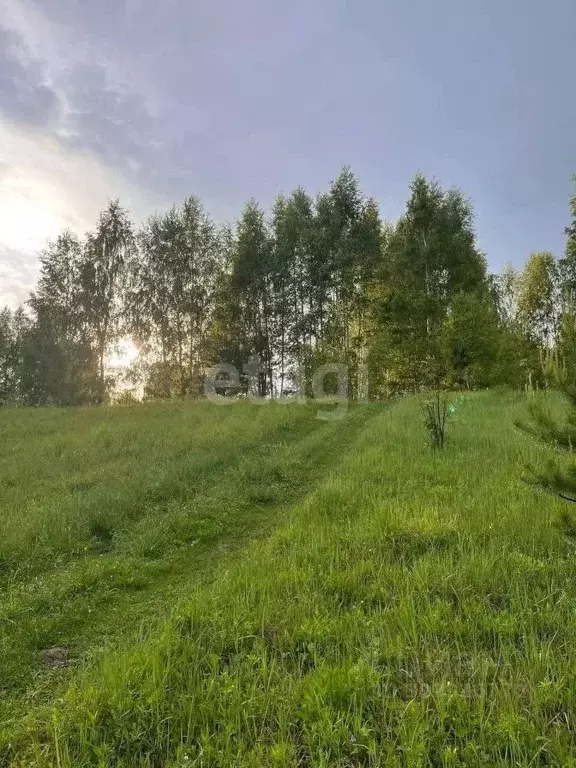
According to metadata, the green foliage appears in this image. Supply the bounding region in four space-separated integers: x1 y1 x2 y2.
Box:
0 307 29 404
517 347 576 502
369 175 490 396
441 290 501 388
517 183 576 503
231 199 273 395
558 176 576 299
22 232 99 405
82 200 135 402
516 251 559 345
127 196 221 398
421 391 449 448
557 300 576 382
2 170 575 404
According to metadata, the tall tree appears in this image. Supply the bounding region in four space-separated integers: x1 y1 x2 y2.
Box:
0 306 29 404
231 200 273 396
82 201 134 403
492 263 519 326
271 188 315 394
128 197 221 398
269 194 294 395
204 226 248 392
21 231 97 404
441 290 501 388
518 179 576 504
372 174 487 392
516 251 559 347
559 176 576 301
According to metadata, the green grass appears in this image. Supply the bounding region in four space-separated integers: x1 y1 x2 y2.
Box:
1 391 576 766
0 401 373 704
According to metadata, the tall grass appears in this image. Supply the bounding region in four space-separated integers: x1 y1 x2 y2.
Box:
2 391 576 766
0 401 373 705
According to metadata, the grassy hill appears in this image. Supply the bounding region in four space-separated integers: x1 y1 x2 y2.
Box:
1 391 575 766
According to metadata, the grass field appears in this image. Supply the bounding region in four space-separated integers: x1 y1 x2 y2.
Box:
1 391 575 766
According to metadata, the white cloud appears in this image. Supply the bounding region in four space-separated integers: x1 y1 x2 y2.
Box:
0 2 169 308
0 247 38 308
0 0 63 65
1 0 163 122
0 118 166 307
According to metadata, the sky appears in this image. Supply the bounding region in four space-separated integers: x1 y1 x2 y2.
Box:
0 0 575 307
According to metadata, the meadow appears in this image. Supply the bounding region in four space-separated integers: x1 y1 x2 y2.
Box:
1 391 575 766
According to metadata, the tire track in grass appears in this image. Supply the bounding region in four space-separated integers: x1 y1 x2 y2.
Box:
0 402 380 726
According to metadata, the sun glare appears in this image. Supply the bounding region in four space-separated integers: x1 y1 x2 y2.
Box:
107 337 139 369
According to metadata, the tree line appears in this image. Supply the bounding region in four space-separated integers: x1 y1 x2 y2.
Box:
1 169 575 405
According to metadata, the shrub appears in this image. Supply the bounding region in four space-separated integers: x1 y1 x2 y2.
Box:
422 392 449 449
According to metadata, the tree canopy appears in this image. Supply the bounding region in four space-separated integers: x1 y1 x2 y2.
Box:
1 171 574 404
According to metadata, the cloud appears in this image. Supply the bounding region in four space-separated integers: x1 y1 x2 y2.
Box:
0 0 162 183
0 118 166 308
0 2 170 307
0 245 38 309
0 0 245 214
61 62 158 178
0 26 60 127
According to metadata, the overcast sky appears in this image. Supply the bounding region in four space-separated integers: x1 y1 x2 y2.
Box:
1 0 575 307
